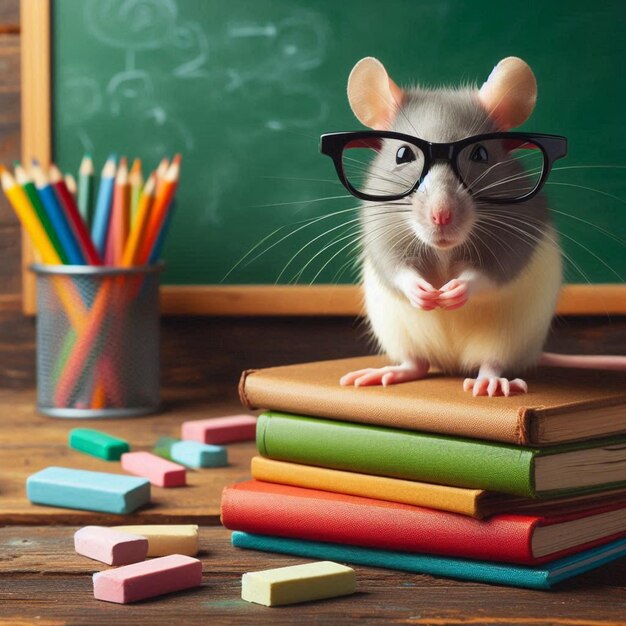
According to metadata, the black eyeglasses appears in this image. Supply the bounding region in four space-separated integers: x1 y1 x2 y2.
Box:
320 131 567 203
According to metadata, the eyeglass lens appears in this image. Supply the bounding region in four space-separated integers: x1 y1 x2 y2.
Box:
457 138 545 201
341 137 426 198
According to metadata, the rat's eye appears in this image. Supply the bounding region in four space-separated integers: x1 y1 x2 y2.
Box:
395 145 416 165
470 144 489 163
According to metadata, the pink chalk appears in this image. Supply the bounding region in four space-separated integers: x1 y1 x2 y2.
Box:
121 451 186 487
74 526 148 565
93 554 202 603
181 414 257 445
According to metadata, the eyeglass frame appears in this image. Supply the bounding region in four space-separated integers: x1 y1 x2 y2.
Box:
319 130 568 204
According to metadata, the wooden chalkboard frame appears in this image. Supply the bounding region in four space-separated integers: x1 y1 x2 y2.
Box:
20 0 626 315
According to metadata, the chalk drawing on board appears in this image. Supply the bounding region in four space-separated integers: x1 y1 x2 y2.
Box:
57 68 103 125
84 0 177 50
106 69 154 116
170 20 210 78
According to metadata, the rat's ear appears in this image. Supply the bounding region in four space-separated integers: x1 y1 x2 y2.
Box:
347 57 404 130
478 57 537 130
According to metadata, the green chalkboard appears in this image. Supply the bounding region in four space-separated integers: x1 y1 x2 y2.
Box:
52 0 626 287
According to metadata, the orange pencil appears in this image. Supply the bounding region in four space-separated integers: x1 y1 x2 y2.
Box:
105 157 130 265
154 157 169 193
122 172 155 266
137 155 180 265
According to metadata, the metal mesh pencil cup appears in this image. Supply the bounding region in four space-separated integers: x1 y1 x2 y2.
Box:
31 263 163 418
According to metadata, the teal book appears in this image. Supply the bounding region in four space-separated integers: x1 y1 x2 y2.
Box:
257 411 626 497
231 532 626 590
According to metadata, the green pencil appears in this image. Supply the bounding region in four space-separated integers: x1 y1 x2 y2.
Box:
129 158 143 226
77 153 94 228
14 162 69 264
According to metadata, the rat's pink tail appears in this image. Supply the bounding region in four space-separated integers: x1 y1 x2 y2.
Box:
539 352 626 371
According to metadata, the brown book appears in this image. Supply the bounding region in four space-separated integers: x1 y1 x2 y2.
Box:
239 356 626 446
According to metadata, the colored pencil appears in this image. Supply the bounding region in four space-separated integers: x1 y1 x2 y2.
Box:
49 164 102 265
129 158 143 226
31 162 85 265
65 174 77 196
138 155 180 264
105 157 130 265
14 163 69 264
91 155 117 256
1 165 61 265
149 198 175 264
77 154 94 227
123 172 155 266
1 165 88 332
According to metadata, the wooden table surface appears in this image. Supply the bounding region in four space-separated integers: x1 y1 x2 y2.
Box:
2 381 626 625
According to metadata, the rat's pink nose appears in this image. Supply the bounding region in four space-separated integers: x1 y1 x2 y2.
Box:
431 206 452 226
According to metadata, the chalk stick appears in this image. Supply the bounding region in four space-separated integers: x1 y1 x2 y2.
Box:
121 451 186 487
153 436 178 460
26 467 150 514
241 561 356 606
181 414 257 445
93 554 202 604
69 428 130 461
113 524 199 556
153 437 227 468
74 526 148 565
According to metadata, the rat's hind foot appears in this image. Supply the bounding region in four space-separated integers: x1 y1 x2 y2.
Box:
463 376 528 397
463 363 528 397
339 359 430 387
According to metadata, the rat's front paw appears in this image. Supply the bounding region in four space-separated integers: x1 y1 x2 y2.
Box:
402 279 441 311
437 279 470 310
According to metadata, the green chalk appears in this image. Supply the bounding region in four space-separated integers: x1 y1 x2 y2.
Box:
69 428 130 461
153 436 178 461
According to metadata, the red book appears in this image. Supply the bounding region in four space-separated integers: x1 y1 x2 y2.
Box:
220 480 626 565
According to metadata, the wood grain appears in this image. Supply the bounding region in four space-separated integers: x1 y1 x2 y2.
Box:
0 389 257 524
1 526 625 625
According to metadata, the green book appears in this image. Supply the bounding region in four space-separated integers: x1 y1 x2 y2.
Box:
257 412 626 498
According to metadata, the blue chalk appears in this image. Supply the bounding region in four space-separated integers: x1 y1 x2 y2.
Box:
171 440 228 469
26 466 151 514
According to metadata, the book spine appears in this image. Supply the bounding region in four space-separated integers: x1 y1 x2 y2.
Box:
230 532 551 589
257 412 536 497
221 483 537 564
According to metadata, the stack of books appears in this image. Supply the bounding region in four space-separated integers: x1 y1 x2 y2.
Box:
221 356 626 589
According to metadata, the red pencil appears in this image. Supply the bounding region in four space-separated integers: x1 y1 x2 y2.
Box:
48 164 101 265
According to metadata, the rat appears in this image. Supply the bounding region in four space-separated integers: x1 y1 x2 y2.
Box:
337 56 626 396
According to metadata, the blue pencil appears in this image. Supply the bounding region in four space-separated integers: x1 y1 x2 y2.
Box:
32 162 85 265
90 155 117 256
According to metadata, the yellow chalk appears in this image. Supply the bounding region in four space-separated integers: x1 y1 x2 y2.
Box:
241 561 356 606
113 524 198 556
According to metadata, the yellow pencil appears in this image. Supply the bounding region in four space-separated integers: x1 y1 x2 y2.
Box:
122 172 155 266
0 165 61 264
1 165 87 331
